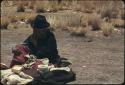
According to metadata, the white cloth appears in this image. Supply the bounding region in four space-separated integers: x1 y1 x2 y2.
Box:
1 66 33 85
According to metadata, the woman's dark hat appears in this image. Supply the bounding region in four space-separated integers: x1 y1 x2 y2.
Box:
31 15 50 29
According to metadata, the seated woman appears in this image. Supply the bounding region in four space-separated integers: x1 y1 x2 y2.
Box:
10 15 60 67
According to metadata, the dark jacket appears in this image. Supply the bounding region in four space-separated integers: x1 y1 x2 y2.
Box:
23 30 60 63
10 29 60 67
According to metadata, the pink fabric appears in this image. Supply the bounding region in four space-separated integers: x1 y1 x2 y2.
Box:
10 44 30 67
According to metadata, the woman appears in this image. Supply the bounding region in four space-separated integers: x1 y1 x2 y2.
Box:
10 15 60 67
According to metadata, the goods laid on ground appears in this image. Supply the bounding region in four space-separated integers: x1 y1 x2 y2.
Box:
0 55 76 85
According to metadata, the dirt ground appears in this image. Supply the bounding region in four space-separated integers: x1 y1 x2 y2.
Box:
1 24 124 84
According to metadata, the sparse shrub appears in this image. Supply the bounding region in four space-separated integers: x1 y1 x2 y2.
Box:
23 1 29 6
88 14 102 31
25 13 37 26
51 16 67 29
34 1 63 13
17 2 25 12
47 1 59 12
28 1 35 9
119 9 125 20
110 19 125 28
34 1 49 13
101 22 113 37
73 4 84 12
46 13 81 29
68 14 81 27
101 8 119 19
46 15 58 27
1 17 10 29
74 0 95 13
70 26 87 37
121 12 125 20
80 15 88 27
35 6 45 13
101 8 112 19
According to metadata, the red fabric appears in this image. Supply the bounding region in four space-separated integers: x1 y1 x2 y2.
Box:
32 59 43 69
10 44 30 67
22 59 43 77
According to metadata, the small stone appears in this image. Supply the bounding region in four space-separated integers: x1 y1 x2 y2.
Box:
82 66 86 67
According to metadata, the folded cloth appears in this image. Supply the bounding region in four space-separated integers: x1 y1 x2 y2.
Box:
27 69 76 85
50 67 71 72
1 66 33 85
11 65 23 74
1 69 13 79
1 74 33 85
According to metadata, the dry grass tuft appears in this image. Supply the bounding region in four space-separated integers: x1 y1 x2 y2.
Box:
101 22 113 37
46 13 81 29
73 1 95 13
16 2 25 12
70 26 87 37
101 6 119 19
34 1 64 13
1 17 10 29
73 4 84 12
119 9 125 20
27 1 35 9
23 1 29 6
25 13 37 26
80 15 88 27
110 19 125 28
34 1 49 13
88 13 102 31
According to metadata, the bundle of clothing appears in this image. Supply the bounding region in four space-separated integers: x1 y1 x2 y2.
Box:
0 55 76 85
0 65 33 85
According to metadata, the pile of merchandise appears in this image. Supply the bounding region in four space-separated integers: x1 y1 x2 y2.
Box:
0 55 76 85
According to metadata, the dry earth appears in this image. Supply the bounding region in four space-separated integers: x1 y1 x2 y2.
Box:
1 23 124 84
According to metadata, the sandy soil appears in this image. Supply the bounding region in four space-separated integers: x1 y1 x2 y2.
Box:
1 24 124 84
